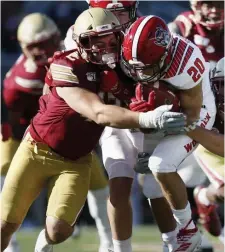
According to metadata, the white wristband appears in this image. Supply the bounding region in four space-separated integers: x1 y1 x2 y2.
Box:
138 112 155 129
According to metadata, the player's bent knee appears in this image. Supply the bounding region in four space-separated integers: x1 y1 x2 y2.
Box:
142 174 163 199
46 216 73 244
109 177 133 206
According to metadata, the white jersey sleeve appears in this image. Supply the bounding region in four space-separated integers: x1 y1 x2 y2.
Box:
164 35 207 90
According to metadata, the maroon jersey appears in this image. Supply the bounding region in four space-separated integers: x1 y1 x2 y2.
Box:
173 11 224 64
99 64 135 107
29 50 135 160
3 54 46 139
29 50 104 160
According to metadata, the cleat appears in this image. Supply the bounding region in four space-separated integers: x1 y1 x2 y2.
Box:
194 186 222 237
173 220 202 252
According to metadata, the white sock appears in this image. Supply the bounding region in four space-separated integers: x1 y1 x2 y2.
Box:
87 187 113 250
172 202 195 229
197 188 211 206
34 229 53 252
218 226 224 245
162 227 178 243
112 238 132 252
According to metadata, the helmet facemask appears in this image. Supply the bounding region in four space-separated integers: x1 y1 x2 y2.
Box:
73 27 122 68
21 33 61 66
191 1 224 30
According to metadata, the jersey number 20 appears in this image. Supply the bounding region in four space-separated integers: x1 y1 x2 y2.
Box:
187 58 205 82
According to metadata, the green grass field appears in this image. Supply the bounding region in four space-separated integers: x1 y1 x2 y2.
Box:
16 225 224 252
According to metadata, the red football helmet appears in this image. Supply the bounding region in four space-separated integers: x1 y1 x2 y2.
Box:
190 0 224 29
87 0 138 28
122 15 173 83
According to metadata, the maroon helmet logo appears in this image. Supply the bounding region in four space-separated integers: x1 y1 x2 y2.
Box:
154 26 170 47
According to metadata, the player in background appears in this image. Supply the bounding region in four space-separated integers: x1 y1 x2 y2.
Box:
122 15 217 251
0 13 61 252
168 0 224 69
86 0 139 29
0 8 186 252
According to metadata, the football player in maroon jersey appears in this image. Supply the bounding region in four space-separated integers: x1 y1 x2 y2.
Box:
168 0 224 69
0 8 186 252
1 13 61 252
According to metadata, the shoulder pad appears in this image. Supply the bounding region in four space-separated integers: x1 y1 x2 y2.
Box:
49 49 80 87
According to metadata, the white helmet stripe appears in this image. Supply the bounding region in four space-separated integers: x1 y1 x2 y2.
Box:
132 15 154 60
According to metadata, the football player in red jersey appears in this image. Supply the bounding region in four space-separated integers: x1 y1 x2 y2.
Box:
0 8 186 252
122 15 217 251
168 0 224 69
0 13 61 252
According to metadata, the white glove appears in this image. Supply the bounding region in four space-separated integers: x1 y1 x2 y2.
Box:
138 105 186 132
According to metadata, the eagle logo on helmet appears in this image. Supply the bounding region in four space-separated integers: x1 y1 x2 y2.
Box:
154 26 170 47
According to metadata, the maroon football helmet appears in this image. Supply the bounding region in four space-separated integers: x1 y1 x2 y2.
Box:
190 0 224 30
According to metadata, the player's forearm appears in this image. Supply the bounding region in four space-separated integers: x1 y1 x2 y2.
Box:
187 127 224 157
95 104 140 128
179 84 202 124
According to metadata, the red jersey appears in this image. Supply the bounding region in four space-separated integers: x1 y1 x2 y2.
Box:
173 11 224 65
29 50 133 160
3 54 46 140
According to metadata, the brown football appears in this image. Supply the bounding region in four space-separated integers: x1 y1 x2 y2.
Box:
139 80 180 134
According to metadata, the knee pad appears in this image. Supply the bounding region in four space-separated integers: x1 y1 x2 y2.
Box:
142 174 163 199
105 161 135 179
